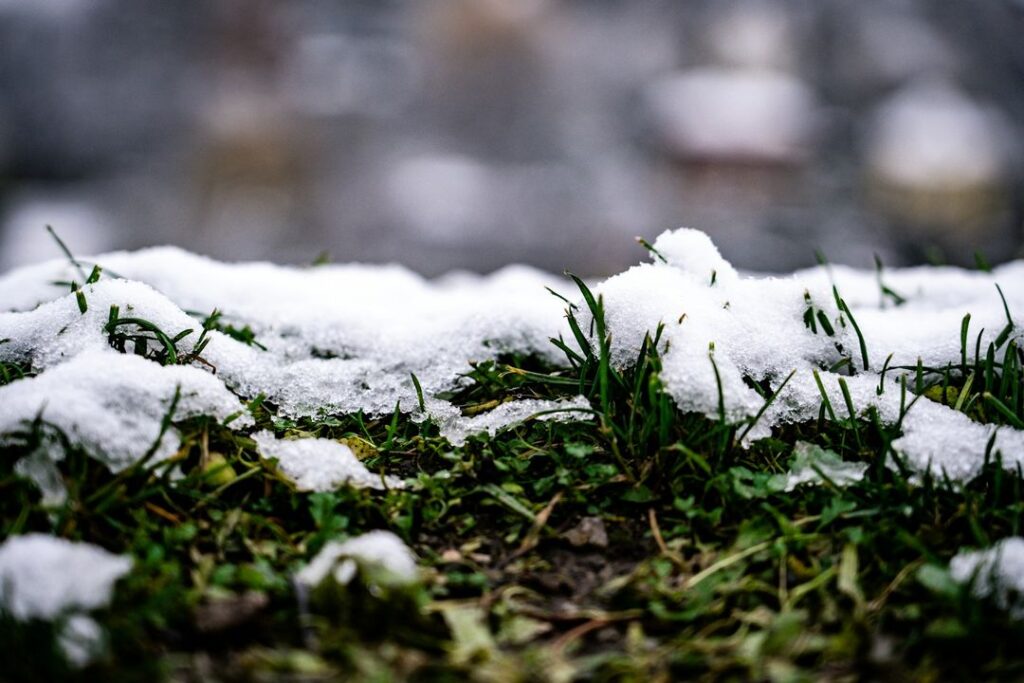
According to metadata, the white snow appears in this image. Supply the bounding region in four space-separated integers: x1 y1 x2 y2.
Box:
0 349 251 473
0 533 132 620
774 441 868 492
57 614 105 667
950 537 1024 619
439 395 594 447
252 431 404 492
585 228 1024 480
295 530 418 589
0 248 568 429
0 227 1021 485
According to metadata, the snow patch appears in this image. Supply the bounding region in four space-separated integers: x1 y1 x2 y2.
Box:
586 228 1024 480
0 249 568 432
0 533 132 620
774 441 868 492
0 227 1021 484
295 530 418 588
950 537 1024 619
252 431 404 492
0 349 251 473
439 395 593 447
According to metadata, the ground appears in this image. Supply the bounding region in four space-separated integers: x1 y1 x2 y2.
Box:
1 258 1024 683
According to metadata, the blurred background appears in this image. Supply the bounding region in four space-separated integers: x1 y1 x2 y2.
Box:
0 0 1022 275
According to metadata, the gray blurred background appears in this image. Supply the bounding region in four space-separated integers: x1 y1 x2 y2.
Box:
0 0 1022 276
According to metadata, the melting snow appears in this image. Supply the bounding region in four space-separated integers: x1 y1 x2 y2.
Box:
774 442 869 492
252 431 404 492
590 229 1023 481
439 395 594 446
0 533 132 620
0 227 1021 484
295 530 418 588
0 349 251 473
950 537 1024 619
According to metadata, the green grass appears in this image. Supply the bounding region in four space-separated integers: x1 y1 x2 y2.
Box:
1 273 1023 682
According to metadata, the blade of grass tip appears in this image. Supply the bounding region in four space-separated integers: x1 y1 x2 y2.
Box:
45 224 87 283
984 393 1024 429
877 353 894 395
738 369 796 443
996 283 1014 326
897 375 907 428
973 327 985 370
171 328 194 344
71 282 87 314
635 236 667 263
382 400 402 451
709 342 726 425
803 292 818 334
838 377 863 449
815 310 835 336
994 323 1014 350
812 369 837 422
567 272 599 322
960 314 971 375
579 286 613 418
354 410 375 444
565 306 595 364
896 377 927 432
410 373 426 413
549 335 584 368
544 285 574 308
954 372 975 412
833 286 869 371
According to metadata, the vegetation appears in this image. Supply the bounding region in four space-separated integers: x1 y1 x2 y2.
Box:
1 271 1023 682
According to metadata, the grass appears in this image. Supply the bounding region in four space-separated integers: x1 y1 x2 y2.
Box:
1 264 1023 682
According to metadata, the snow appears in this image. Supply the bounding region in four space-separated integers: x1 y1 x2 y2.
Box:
252 431 404 492
0 349 251 473
57 614 105 667
0 533 132 620
295 530 418 589
774 441 868 492
586 228 1024 480
950 537 1024 619
0 227 1021 485
0 248 568 428
439 395 594 446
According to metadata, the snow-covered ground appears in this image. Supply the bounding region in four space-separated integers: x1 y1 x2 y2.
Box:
0 228 1020 484
1 227 1024 639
